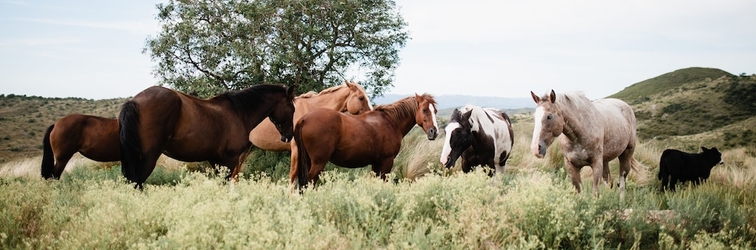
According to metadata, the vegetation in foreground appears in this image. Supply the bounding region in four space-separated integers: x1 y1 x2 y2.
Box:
1 125 755 249
1 67 755 248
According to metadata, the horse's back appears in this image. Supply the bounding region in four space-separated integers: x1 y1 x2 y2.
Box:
593 98 636 157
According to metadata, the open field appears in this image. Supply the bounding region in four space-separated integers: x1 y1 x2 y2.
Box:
1 120 755 249
2 67 755 248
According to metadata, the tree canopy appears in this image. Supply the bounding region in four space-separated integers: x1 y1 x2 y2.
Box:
144 0 408 98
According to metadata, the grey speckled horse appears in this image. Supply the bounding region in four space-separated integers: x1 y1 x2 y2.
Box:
530 90 638 197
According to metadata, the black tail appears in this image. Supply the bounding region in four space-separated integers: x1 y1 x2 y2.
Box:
119 101 142 184
295 122 310 190
41 124 56 179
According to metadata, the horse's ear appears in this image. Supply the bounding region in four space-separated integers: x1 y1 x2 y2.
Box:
461 110 473 122
530 91 540 103
287 85 297 98
415 93 422 102
549 90 556 103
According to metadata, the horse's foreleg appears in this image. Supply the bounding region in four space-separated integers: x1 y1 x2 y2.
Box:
229 147 253 182
289 144 299 191
565 162 582 193
138 153 161 190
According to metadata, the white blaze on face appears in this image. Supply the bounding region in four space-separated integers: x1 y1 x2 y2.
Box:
429 103 439 130
440 122 460 165
531 107 545 155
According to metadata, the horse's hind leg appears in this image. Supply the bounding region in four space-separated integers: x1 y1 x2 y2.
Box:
136 152 161 189
617 149 634 198
372 157 395 181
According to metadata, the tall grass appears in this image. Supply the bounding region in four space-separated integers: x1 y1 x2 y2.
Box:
1 119 755 249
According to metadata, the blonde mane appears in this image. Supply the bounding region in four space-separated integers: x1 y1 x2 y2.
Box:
295 85 346 99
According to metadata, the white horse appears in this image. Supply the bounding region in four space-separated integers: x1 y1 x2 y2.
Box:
440 104 514 176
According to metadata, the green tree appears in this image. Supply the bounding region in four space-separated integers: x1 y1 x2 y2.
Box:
144 0 408 98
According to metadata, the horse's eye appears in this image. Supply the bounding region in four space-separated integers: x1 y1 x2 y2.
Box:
547 114 553 120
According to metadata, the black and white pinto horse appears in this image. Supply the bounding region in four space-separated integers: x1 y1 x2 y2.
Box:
440 104 514 176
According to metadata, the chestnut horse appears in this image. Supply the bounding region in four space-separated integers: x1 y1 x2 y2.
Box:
41 114 119 179
249 80 372 151
291 94 439 190
119 84 296 189
439 105 514 176
530 90 638 197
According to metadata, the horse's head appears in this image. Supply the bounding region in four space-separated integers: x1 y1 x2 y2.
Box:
414 93 439 140
440 108 473 168
530 90 564 158
344 80 373 115
269 85 297 142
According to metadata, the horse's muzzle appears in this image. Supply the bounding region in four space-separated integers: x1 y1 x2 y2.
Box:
427 128 438 140
532 141 547 158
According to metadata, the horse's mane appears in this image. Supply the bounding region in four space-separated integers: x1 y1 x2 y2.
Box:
296 84 348 99
555 92 594 111
295 83 368 100
221 84 287 114
374 93 436 122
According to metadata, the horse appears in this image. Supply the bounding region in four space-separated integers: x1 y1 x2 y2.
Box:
291 93 439 190
530 90 638 197
439 105 514 176
248 80 372 151
41 114 119 179
119 84 296 189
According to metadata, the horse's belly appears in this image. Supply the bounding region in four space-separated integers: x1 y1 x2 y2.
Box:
330 151 373 168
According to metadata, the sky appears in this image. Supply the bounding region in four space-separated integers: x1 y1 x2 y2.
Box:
1 0 755 100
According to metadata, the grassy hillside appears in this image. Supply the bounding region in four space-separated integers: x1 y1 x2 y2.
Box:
610 67 733 105
0 94 126 162
609 68 756 149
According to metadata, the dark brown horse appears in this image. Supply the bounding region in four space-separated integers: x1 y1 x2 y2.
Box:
119 84 296 189
291 94 439 190
41 114 119 179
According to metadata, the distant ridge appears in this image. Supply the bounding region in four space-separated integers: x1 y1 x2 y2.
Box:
374 94 535 110
610 67 732 104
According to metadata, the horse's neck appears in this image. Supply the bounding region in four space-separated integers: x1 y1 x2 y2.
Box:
559 104 601 144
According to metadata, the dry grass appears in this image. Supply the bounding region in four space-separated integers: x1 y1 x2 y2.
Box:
0 154 189 179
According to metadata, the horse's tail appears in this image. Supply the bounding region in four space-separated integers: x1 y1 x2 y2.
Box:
41 124 55 179
630 157 641 173
294 122 310 190
119 101 142 183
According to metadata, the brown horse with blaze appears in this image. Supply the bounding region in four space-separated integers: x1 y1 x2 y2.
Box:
291 93 439 191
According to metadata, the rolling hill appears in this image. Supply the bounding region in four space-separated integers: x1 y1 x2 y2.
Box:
609 67 756 150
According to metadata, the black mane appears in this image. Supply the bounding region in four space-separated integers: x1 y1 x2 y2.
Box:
222 84 287 115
